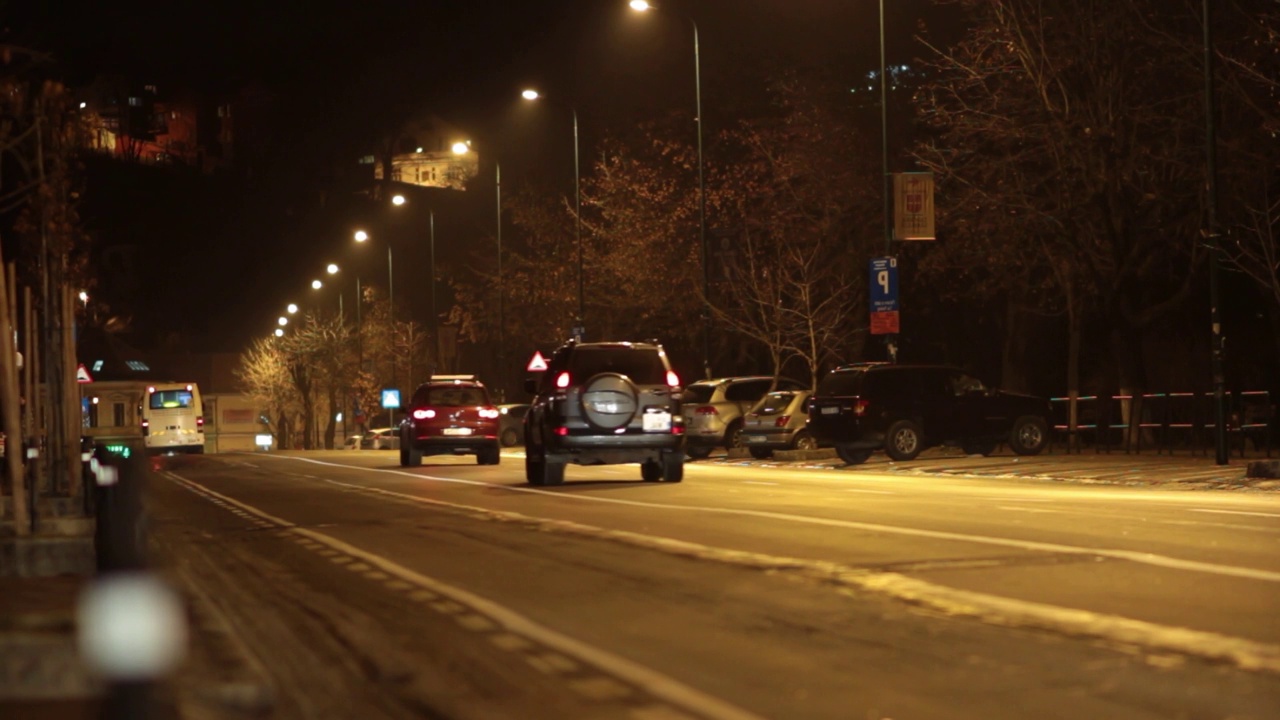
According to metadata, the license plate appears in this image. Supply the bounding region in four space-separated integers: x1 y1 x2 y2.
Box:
643 412 672 431
743 435 766 444
443 427 473 436
821 406 840 415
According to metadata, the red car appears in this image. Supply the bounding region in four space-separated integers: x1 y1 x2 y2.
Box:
398 375 502 466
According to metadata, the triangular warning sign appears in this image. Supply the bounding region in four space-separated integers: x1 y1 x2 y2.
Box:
77 363 94 383
526 351 548 372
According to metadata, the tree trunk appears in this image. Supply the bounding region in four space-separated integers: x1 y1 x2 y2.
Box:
1001 297 1031 393
1109 319 1148 451
1066 287 1081 453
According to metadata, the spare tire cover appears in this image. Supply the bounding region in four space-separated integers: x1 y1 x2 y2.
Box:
579 373 639 430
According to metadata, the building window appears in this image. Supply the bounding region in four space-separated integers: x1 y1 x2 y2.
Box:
113 403 126 427
128 97 142 107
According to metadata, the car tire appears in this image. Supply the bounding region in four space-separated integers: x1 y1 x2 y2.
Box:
685 445 712 460
884 420 924 461
477 444 501 465
749 448 772 460
724 420 745 449
500 427 520 447
641 460 662 482
407 443 422 466
961 440 998 456
835 444 871 465
579 373 640 431
662 451 684 482
1009 415 1049 456
791 431 818 452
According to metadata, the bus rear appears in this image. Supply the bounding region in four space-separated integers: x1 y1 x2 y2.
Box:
144 383 206 454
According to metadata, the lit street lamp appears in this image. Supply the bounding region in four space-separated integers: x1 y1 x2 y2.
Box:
452 140 505 399
522 88 583 339
387 194 440 375
629 0 710 378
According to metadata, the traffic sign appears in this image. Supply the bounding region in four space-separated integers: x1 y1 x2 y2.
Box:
526 351 548 372
869 257 900 335
380 389 401 409
77 363 94 383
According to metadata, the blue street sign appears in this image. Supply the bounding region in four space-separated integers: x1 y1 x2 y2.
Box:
381 389 401 409
869 257 899 313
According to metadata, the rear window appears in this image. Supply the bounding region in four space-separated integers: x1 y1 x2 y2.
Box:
755 392 795 414
816 370 865 397
683 383 717 404
569 348 666 385
150 390 195 410
419 385 489 406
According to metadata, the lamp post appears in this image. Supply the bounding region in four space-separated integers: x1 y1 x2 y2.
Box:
522 89 583 339
629 0 709 379
451 140 505 399
355 229 397 424
387 194 440 375
1202 0 1227 465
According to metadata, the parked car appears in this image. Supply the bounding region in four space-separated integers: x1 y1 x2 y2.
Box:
683 376 805 458
361 428 400 450
343 433 363 450
399 375 501 466
806 363 1052 465
524 339 684 485
497 404 530 447
740 389 821 459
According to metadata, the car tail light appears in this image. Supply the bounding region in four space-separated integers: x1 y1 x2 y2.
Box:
413 409 435 420
479 407 500 419
853 399 870 417
555 426 569 436
695 406 717 416
555 372 571 389
141 419 150 437
197 416 204 428
775 415 791 427
666 370 680 387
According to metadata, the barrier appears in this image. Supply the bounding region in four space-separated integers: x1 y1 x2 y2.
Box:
1049 391 1272 457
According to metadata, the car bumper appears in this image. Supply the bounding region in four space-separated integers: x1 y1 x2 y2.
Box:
739 428 797 449
410 435 497 454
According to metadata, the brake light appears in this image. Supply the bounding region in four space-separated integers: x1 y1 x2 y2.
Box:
775 415 791 427
141 419 150 437
479 407 500 419
555 372 571 389
197 416 204 428
853 400 870 417
666 370 680 387
555 426 569 436
695 406 717 416
413 409 435 420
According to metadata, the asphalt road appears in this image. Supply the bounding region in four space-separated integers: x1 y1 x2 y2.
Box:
144 449 1280 720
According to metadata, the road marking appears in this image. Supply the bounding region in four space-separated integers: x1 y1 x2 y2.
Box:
258 456 1280 585
742 481 777 486
843 488 894 495
166 471 765 720
1190 509 1280 519
995 506 1062 514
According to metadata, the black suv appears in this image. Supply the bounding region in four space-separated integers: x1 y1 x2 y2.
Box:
523 340 685 485
807 363 1052 464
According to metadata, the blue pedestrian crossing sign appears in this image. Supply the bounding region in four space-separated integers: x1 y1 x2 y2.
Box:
381 389 401 409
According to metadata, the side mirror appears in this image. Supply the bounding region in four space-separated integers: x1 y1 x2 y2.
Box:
524 378 538 395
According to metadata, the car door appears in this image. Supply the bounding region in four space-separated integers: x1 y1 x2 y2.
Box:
941 369 995 441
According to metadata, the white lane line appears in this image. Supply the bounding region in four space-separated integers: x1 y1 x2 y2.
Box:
165 472 766 720
995 506 1062 514
253 455 1280 584
1190 509 1280 519
742 481 778 486
844 489 894 495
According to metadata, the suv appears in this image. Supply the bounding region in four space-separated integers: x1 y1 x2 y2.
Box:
684 376 805 458
807 363 1052 464
523 340 684 485
398 375 502 466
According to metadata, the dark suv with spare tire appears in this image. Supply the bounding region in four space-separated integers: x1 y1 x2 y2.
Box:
806 363 1052 464
523 340 686 486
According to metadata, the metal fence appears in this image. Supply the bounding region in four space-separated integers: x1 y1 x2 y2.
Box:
1049 390 1274 457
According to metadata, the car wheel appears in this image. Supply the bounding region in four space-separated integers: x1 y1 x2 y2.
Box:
525 454 544 485
1009 415 1049 456
399 443 409 466
725 420 745 449
477 444 501 465
685 445 712 460
407 444 422 467
500 427 520 447
884 420 924 461
961 440 998 456
579 373 639 431
641 460 662 482
749 448 772 460
791 431 818 452
662 451 684 482
835 444 871 465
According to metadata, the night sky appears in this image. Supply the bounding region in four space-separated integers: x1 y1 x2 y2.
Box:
7 0 958 352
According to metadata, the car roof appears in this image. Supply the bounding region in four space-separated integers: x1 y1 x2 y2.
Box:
689 376 775 386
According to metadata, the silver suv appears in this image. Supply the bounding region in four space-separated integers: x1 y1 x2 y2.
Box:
523 340 685 485
683 376 805 458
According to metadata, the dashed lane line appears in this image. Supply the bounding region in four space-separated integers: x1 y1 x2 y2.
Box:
165 471 767 720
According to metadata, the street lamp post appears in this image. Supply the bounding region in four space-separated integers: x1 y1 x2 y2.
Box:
522 89 583 339
629 0 710 378
355 229 397 425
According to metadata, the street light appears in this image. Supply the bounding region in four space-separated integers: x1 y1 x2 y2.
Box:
278 317 288 327
385 195 440 375
629 0 710 378
452 140 505 398
522 88 583 339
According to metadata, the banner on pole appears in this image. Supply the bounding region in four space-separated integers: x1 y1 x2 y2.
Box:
893 172 935 241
